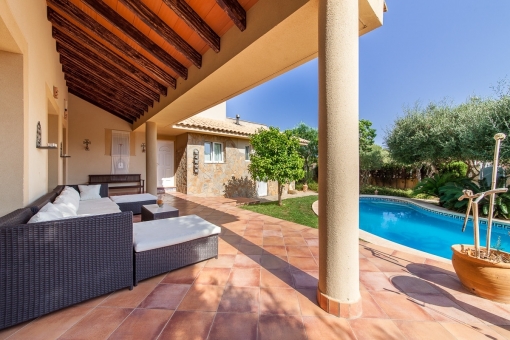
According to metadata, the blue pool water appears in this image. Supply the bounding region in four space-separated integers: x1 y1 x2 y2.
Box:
359 197 510 259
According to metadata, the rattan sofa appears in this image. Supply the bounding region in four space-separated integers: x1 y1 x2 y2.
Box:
0 185 133 330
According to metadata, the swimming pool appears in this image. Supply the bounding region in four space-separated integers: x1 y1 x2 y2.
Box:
359 197 510 259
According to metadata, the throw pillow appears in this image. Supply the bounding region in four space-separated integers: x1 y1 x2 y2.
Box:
39 202 60 213
78 184 102 201
53 203 78 217
54 189 79 212
28 210 64 224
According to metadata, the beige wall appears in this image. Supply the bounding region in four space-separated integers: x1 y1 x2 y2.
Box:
0 0 68 215
67 94 146 185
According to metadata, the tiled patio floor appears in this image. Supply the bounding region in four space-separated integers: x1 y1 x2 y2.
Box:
2 193 510 339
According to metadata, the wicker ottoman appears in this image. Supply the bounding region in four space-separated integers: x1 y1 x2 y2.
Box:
110 193 157 214
133 215 221 285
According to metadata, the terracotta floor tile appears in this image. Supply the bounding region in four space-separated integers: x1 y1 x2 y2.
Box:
260 287 301 315
263 236 285 246
393 320 456 340
263 245 287 256
285 246 313 257
158 311 215 340
391 250 427 264
369 291 435 321
74 294 110 308
233 254 262 268
296 289 324 316
227 268 261 287
0 321 30 340
288 256 319 271
237 243 265 255
349 318 406 340
178 284 225 312
389 273 443 295
208 313 258 340
359 290 388 319
281 230 303 238
284 237 307 246
263 224 281 231
308 246 319 257
490 325 510 338
8 306 92 340
304 238 318 247
194 267 231 286
260 254 289 270
440 322 506 340
303 315 357 340
219 234 243 244
419 273 468 296
359 271 397 291
452 292 510 325
424 258 455 273
218 239 239 255
367 256 408 272
139 283 191 310
262 230 283 237
260 269 294 288
291 270 318 289
161 263 203 284
241 236 263 245
218 286 260 313
359 258 382 272
244 229 263 237
258 314 307 340
109 308 173 340
59 307 132 340
205 254 236 268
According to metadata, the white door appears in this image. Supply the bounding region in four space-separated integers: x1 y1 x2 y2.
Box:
157 141 174 187
257 181 268 197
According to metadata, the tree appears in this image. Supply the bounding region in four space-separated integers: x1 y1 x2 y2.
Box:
359 145 389 185
249 127 305 206
359 119 377 153
384 88 510 177
288 123 318 182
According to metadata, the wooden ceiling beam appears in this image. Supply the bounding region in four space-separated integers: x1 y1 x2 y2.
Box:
118 0 202 68
52 27 163 101
68 89 134 124
80 0 188 79
162 0 220 53
62 64 145 116
46 3 176 88
215 0 246 31
56 40 157 105
61 58 151 110
66 80 141 120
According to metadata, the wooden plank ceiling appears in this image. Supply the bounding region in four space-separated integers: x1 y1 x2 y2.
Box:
47 0 258 123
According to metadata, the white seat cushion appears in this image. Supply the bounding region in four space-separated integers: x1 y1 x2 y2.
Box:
110 193 157 203
77 197 121 216
133 215 221 252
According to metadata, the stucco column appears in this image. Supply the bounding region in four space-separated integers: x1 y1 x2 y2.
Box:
146 121 157 195
317 0 361 318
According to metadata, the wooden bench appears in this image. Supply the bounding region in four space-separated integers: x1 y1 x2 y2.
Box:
89 174 145 195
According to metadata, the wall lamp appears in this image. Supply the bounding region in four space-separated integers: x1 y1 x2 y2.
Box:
141 143 146 153
83 139 91 151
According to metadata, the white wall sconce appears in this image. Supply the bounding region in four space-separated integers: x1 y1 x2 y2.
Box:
141 143 146 153
83 139 91 151
64 99 68 120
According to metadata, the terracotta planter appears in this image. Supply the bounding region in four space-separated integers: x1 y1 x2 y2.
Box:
302 184 308 192
451 244 510 303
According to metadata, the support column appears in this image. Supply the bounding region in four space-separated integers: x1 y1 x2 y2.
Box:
317 0 361 318
146 121 157 195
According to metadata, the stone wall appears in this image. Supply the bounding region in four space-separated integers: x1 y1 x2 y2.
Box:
185 133 255 197
174 133 188 194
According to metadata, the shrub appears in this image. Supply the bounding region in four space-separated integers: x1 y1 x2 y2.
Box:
440 161 468 177
413 173 462 198
360 185 414 198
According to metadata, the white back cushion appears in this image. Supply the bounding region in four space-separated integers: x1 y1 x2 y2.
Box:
28 210 64 224
78 184 102 201
53 203 78 217
54 187 80 212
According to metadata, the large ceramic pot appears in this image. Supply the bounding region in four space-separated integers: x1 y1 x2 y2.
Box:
451 244 510 303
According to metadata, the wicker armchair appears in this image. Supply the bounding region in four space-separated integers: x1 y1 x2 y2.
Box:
0 208 133 330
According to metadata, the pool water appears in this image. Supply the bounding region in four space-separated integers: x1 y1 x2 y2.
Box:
359 198 510 259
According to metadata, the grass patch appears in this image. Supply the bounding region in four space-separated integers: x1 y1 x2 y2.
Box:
360 185 435 199
241 195 318 228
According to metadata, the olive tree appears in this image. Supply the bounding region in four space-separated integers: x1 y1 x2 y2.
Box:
249 127 305 206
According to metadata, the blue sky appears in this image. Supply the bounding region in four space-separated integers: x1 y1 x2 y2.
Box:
226 1 510 145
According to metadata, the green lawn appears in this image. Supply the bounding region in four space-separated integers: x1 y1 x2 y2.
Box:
241 195 319 228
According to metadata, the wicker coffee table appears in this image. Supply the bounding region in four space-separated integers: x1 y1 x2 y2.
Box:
141 204 179 221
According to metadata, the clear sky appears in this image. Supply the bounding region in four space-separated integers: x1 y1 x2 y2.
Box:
226 1 510 146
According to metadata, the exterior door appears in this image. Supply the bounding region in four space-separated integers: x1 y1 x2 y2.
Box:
257 181 268 197
157 141 174 187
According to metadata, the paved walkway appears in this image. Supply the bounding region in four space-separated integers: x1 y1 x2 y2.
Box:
2 193 510 339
